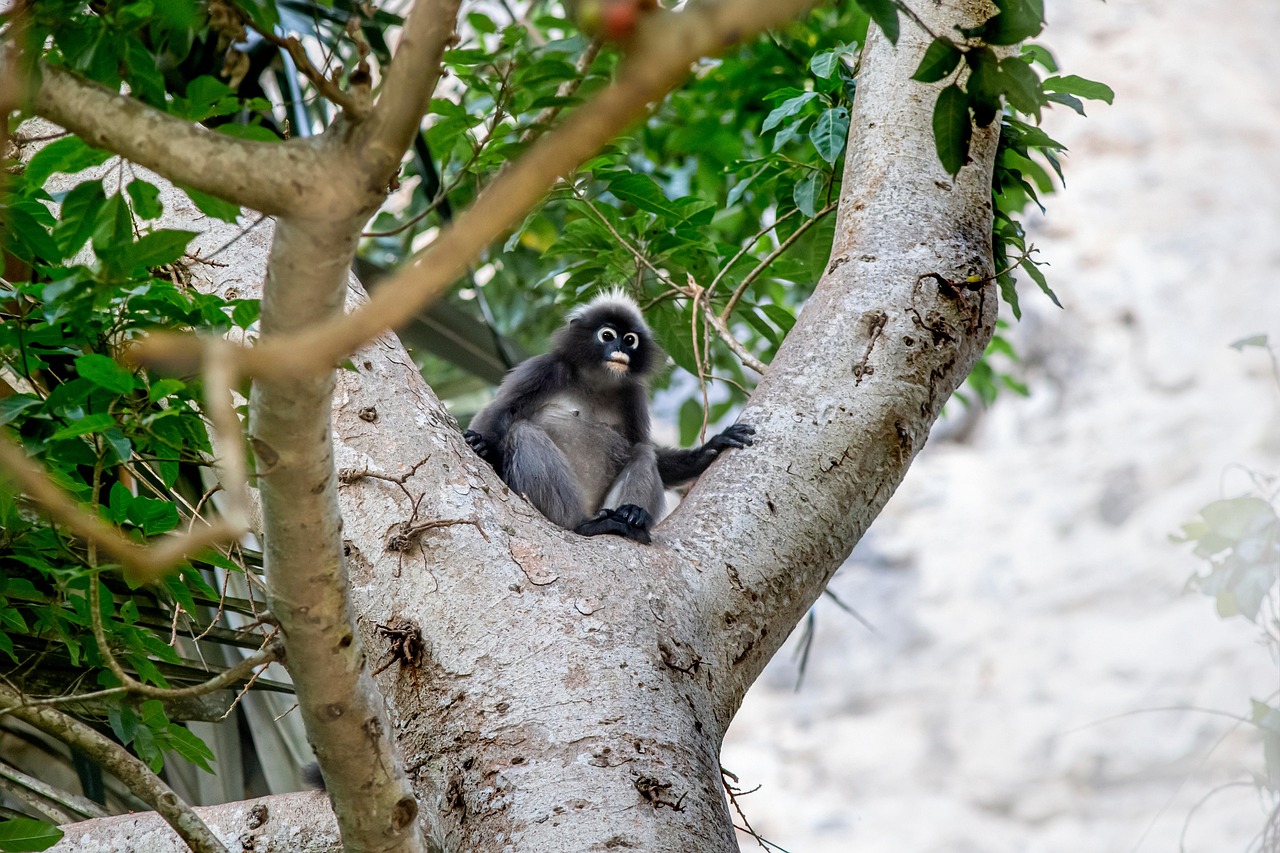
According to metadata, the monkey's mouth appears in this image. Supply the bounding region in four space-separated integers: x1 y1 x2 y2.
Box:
605 353 630 374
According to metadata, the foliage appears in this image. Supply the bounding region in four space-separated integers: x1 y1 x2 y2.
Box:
1175 334 1280 834
1 130 263 806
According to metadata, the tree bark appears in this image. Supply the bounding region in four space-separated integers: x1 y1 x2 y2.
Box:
39 1 1001 850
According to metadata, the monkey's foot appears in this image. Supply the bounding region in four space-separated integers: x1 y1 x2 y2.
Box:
574 504 653 544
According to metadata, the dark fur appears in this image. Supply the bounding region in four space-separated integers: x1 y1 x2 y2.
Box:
465 295 753 543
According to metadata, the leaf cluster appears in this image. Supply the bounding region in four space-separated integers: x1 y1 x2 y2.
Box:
1 134 264 791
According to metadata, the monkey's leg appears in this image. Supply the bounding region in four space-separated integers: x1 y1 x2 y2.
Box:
600 444 665 520
501 421 586 529
573 445 665 544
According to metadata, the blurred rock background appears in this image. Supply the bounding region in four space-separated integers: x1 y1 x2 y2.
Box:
721 1 1280 850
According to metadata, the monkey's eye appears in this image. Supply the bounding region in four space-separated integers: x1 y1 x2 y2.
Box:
623 333 639 349
597 327 617 343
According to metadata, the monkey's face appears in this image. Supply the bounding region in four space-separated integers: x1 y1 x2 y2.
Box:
595 324 643 377
556 299 661 382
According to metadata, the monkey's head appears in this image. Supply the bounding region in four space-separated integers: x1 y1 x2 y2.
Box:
558 291 660 382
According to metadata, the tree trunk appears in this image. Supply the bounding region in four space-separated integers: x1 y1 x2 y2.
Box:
44 1 1001 849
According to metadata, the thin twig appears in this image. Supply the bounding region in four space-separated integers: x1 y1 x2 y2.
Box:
707 207 800 295
573 187 677 289
251 26 368 117
83 573 282 702
720 202 836 322
686 280 768 374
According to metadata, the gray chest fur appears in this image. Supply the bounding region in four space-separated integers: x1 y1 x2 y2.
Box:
531 391 631 512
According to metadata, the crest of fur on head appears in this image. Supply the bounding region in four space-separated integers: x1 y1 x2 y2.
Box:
567 287 644 327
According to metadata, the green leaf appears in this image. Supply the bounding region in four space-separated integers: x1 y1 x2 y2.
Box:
126 229 198 270
858 0 900 44
232 300 261 329
215 124 281 143
466 12 498 33
1020 258 1060 308
75 354 138 394
810 107 850 165
23 137 113 188
968 0 1045 46
2 205 62 263
605 174 681 218
0 817 64 852
1044 91 1085 115
999 57 1044 116
810 50 841 80
0 395 42 426
164 722 217 772
761 92 819 133
1043 74 1115 105
913 39 964 83
792 171 821 217
53 179 107 259
678 398 703 446
759 304 796 335
92 194 133 256
1229 334 1269 351
180 187 240 224
48 413 117 441
126 180 164 220
1021 43 1058 72
932 84 972 175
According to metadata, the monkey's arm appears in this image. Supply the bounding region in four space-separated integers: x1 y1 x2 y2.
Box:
656 424 755 487
465 355 568 472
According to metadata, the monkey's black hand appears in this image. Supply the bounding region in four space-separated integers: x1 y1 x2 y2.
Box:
464 429 499 468
702 423 755 457
574 505 653 545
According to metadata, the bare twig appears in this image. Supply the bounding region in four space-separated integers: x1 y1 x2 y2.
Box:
685 279 768 375
84 571 282 702
707 208 801 295
0 431 241 583
253 27 367 117
133 0 824 379
0 683 230 853
719 202 836 322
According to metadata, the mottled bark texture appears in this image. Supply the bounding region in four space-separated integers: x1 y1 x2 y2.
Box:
37 1 1000 850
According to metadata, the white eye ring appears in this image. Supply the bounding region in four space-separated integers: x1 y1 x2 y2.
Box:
597 327 617 342
623 333 639 349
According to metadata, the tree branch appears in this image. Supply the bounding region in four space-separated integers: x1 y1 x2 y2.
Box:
354 0 463 187
0 684 230 853
132 0 824 379
28 64 340 216
659 0 1005 724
